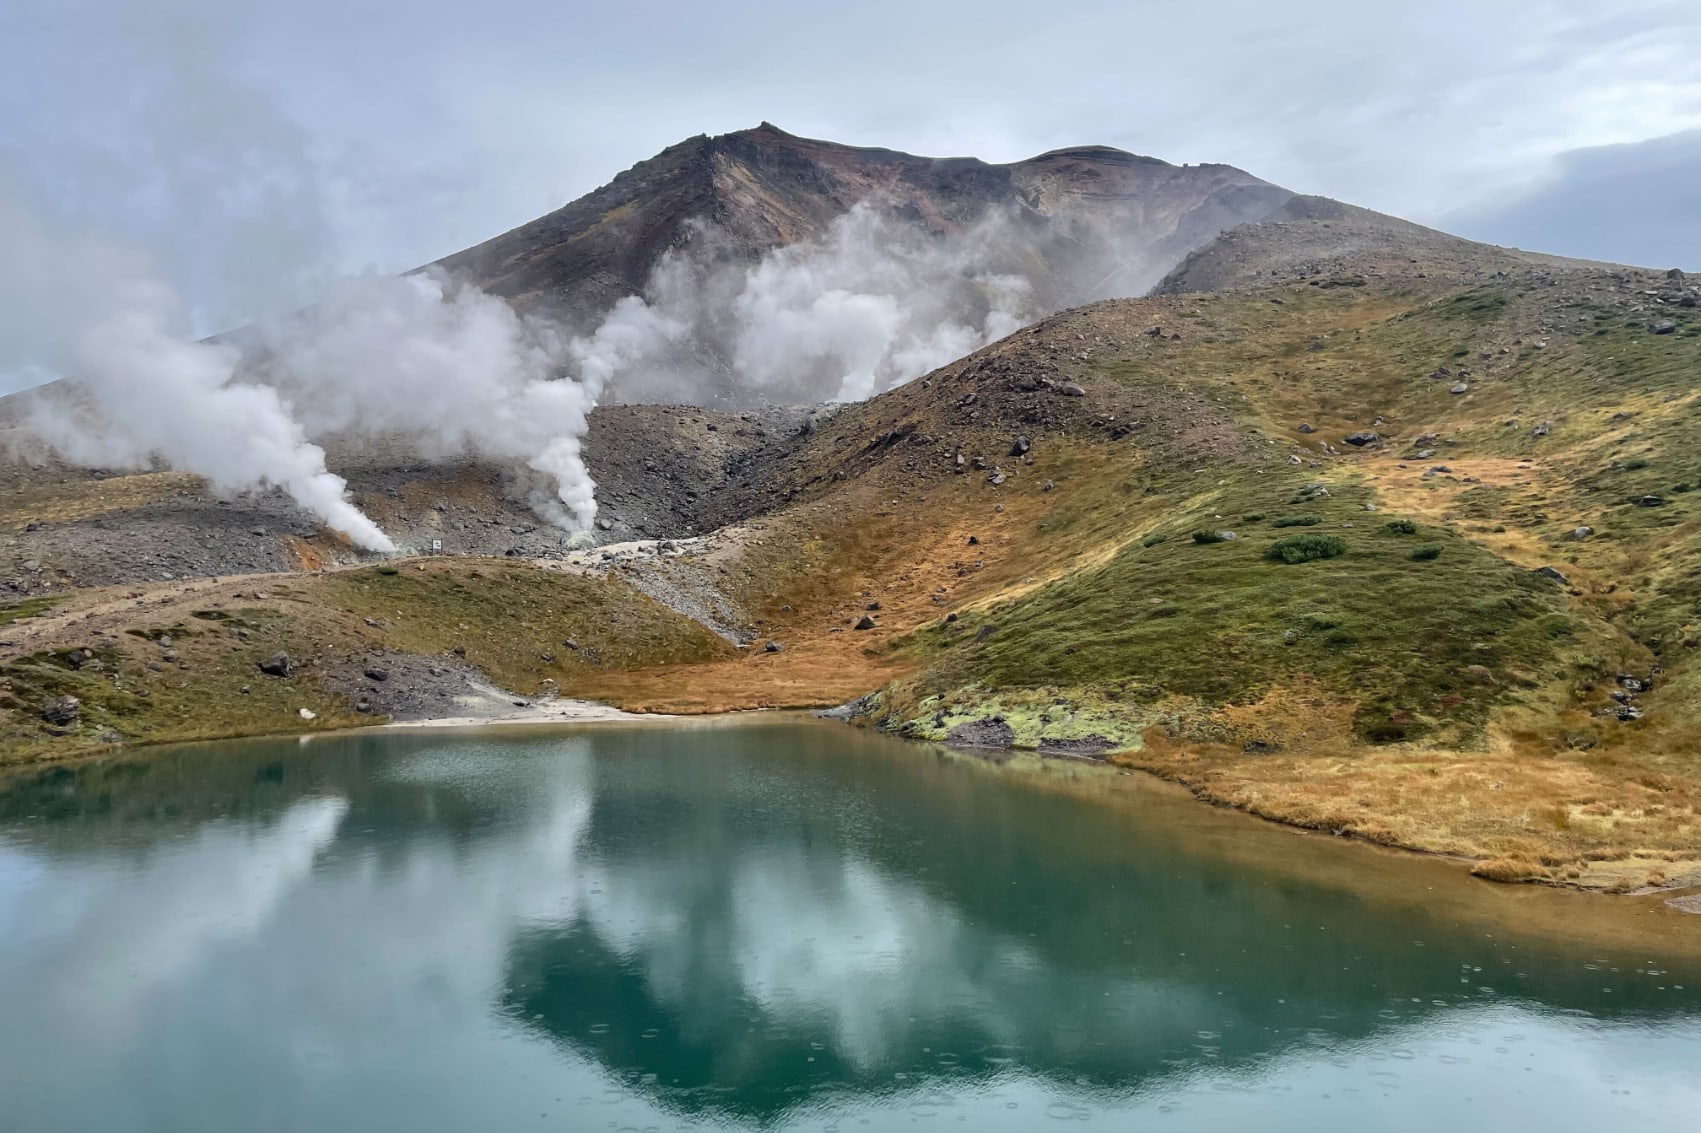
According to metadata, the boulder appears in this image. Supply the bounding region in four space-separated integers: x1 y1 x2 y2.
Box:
1635 495 1668 508
764 640 784 653
853 615 878 630
1343 431 1381 447
1297 423 1316 434
944 717 1016 749
1650 320 1677 335
1571 526 1594 541
1009 436 1031 456
1449 382 1469 395
257 652 295 677
41 695 80 727
1536 566 1569 586
364 667 390 682
1056 382 1086 397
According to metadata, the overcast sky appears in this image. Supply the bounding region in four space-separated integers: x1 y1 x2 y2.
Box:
3 0 1699 328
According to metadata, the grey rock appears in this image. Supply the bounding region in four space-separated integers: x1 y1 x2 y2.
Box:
363 667 390 682
1450 381 1469 395
975 623 998 643
1649 320 1677 335
1056 382 1086 397
41 695 81 727
1343 431 1381 447
257 652 295 677
1635 494 1668 507
853 615 878 631
1297 423 1316 434
945 717 1016 749
764 640 784 653
1571 526 1594 541
1536 566 1569 586
1009 436 1031 456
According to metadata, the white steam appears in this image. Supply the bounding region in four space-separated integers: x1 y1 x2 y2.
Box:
589 203 1045 406
246 270 670 531
0 191 396 551
0 189 620 549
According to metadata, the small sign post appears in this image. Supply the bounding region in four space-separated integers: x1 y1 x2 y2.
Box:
431 539 442 554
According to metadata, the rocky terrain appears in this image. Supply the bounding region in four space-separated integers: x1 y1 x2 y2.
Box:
2 127 1699 894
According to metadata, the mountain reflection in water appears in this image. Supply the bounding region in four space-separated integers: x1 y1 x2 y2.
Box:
0 720 1696 1132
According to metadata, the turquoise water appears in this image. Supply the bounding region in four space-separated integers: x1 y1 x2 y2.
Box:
0 719 1697 1132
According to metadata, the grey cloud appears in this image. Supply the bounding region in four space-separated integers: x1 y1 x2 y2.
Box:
1445 129 1701 271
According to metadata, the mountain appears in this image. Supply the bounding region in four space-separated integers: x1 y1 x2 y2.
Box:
2 127 1698 892
433 123 1299 327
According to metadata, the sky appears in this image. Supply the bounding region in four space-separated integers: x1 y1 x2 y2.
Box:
2 0 1700 332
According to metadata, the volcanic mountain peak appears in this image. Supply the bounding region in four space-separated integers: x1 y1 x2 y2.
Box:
431 123 1305 335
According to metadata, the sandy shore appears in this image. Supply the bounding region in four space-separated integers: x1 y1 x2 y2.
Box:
379 698 667 730
375 674 670 730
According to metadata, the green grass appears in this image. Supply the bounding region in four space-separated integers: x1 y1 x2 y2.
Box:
897 468 1602 745
1272 514 1322 528
1267 533 1347 563
321 561 731 695
0 598 54 627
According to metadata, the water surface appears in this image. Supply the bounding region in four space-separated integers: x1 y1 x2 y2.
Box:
1 719 1697 1131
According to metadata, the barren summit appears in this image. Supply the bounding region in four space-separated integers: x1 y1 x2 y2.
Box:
2 126 1699 894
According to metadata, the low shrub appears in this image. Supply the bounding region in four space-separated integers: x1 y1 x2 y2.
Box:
1266 534 1346 563
1273 514 1322 528
1384 519 1418 535
1141 533 1169 547
1242 512 1266 523
1192 530 1230 545
1411 543 1442 561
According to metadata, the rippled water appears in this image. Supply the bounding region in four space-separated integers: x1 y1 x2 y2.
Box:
1 719 1697 1132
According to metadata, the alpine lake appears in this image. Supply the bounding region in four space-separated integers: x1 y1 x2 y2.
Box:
1 717 1697 1132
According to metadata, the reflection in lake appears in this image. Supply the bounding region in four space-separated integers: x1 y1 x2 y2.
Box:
1 720 1697 1132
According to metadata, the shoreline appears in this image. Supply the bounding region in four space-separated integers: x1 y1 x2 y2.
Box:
7 689 1700 912
373 696 671 731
